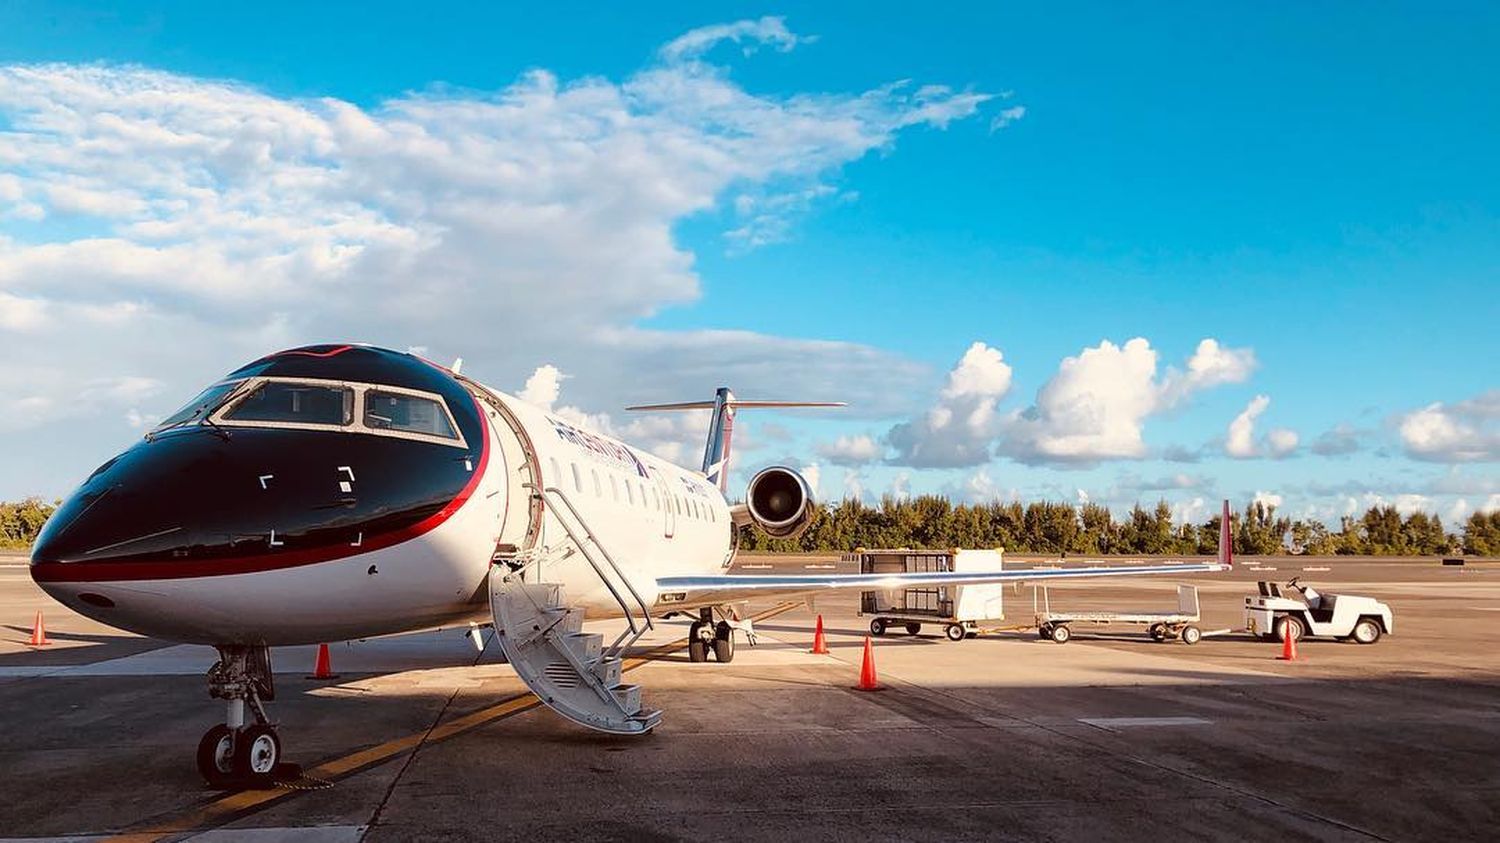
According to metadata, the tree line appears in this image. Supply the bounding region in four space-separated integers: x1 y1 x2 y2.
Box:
4 494 1498 557
739 496 1500 558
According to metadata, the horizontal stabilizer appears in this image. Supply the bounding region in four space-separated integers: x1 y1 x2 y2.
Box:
626 400 846 412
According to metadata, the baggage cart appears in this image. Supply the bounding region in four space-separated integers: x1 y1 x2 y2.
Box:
847 548 1005 642
1033 583 1212 644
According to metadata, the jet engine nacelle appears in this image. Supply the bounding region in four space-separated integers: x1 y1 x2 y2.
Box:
740 466 816 539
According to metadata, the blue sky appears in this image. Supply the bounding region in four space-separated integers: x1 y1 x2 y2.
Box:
0 2 1496 526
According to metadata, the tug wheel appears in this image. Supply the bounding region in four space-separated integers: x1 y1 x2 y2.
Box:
1351 618 1382 645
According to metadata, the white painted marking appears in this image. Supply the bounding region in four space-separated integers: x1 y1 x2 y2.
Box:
465 458 473 471
269 529 283 548
740 563 773 570
350 532 363 547
338 465 356 481
1078 716 1213 732
258 474 273 489
339 480 353 493
1248 566 1278 572
1302 566 1331 572
804 564 837 570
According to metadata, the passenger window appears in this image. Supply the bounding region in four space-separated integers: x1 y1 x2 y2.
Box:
625 481 634 506
610 475 619 502
675 496 683 515
592 470 601 497
652 488 660 510
225 382 351 426
572 463 583 493
364 390 455 438
549 457 560 486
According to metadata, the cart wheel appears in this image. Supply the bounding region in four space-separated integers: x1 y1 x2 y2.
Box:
1181 625 1202 645
1275 615 1305 643
1148 623 1167 642
869 618 887 636
945 624 966 642
1351 618 1382 645
905 622 922 636
1037 624 1052 640
1049 624 1071 644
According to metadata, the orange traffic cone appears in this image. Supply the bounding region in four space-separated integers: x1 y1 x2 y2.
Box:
308 643 339 679
1277 625 1299 661
810 614 830 654
856 635 879 691
28 611 49 646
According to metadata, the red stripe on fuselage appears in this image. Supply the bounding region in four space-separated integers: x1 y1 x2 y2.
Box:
31 398 491 584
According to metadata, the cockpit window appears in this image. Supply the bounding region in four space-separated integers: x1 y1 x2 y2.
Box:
363 390 456 438
152 379 245 432
224 382 353 426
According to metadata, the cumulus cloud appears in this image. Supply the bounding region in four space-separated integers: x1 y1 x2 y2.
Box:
1002 337 1254 465
1224 395 1297 458
1398 391 1499 462
886 341 1012 467
517 364 566 410
817 434 882 466
1252 490 1284 509
0 23 990 492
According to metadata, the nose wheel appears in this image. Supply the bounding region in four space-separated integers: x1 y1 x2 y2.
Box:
199 645 293 789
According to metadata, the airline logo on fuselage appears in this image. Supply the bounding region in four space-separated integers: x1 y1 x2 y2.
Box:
548 417 650 478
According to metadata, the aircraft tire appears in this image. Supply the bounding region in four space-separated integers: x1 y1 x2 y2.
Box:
196 724 237 788
235 725 281 785
712 622 735 662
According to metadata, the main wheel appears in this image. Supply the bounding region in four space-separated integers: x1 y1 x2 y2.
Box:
1275 615 1305 643
869 618 887 636
712 622 736 662
687 621 709 663
1049 624 1071 644
1148 623 1167 642
1181 625 1202 645
196 724 237 788
905 622 922 635
234 724 280 785
945 624 966 642
1351 618 1382 645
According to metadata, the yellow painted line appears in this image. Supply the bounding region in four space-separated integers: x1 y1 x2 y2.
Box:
106 602 800 842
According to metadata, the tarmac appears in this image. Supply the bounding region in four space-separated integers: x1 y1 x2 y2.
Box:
1 552 1498 841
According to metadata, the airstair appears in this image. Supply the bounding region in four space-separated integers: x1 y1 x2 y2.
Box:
489 484 661 735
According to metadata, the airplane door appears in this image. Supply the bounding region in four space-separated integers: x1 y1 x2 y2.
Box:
654 471 676 539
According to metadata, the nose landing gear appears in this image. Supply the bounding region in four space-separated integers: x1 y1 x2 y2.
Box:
198 644 293 789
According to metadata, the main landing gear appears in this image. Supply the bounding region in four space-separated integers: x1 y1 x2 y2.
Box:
686 606 755 664
197 644 292 789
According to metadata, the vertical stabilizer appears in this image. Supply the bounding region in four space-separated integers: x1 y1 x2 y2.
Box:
626 391 844 492
1218 499 1234 569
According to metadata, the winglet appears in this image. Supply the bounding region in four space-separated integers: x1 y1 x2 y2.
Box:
1217 499 1233 569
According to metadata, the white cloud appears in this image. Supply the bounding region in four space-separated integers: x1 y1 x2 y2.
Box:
1398 391 1499 462
1252 490 1284 509
659 16 807 62
817 434 882 466
842 469 865 502
1224 394 1298 459
989 105 1026 131
1310 423 1364 456
1267 427 1299 458
888 472 911 501
800 462 822 498
517 364 566 410
887 341 1012 467
0 26 988 493
1003 337 1252 464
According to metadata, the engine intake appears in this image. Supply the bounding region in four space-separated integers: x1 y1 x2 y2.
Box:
744 466 815 539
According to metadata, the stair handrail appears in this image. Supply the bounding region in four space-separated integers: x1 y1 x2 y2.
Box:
525 482 655 645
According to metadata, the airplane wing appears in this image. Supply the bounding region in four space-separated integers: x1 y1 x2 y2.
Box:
655 560 1230 608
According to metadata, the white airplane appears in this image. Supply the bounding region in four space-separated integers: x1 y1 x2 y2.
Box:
30 344 1233 787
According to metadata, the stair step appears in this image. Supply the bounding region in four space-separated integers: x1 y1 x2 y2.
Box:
565 632 602 662
612 683 642 713
593 655 622 686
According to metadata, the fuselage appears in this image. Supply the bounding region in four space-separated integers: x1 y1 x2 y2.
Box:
30 345 735 645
